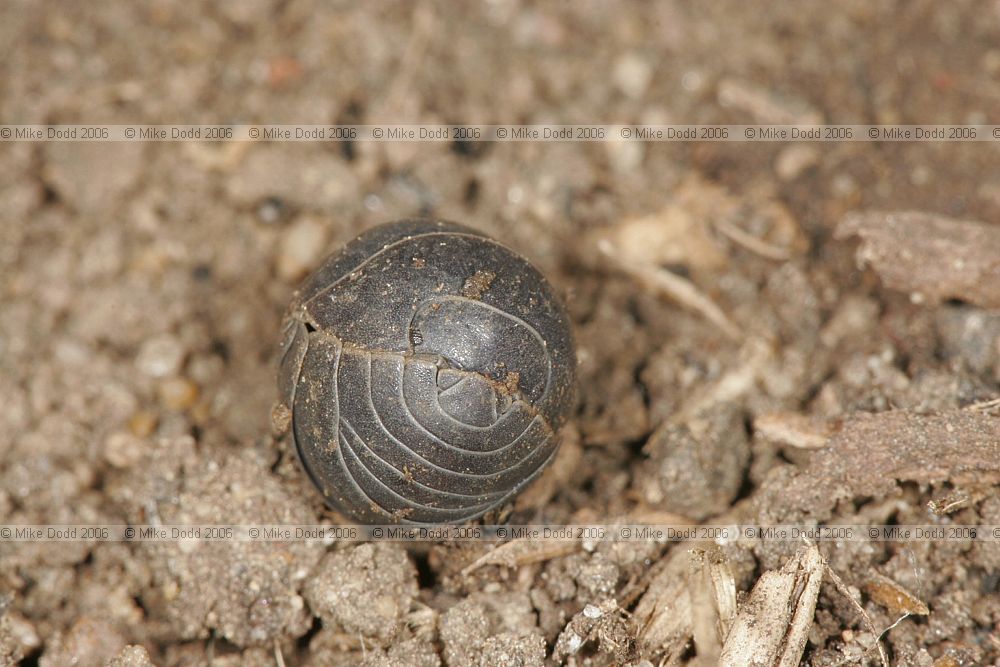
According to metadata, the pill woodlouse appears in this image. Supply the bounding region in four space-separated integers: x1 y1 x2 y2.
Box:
278 219 576 524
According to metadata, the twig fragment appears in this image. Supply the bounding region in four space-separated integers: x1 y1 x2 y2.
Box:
822 555 889 667
714 218 793 261
608 252 741 340
461 539 577 576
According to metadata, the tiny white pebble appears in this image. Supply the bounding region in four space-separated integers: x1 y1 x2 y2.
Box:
681 70 703 92
613 53 653 99
583 604 602 619
178 537 200 554
277 217 329 281
910 165 931 186
775 144 819 181
136 334 185 378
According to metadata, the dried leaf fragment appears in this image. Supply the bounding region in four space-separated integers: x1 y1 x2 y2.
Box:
863 572 930 616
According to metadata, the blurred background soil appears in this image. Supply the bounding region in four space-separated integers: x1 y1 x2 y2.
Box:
2 1 1000 665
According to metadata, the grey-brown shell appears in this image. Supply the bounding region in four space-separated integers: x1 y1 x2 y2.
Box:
278 219 576 524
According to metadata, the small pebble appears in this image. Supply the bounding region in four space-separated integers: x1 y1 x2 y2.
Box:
910 165 932 186
613 53 653 99
256 196 289 225
158 377 200 411
189 397 212 424
107 645 156 667
187 353 225 384
775 145 819 181
128 410 159 438
831 173 858 198
605 139 644 173
136 334 186 378
104 432 145 468
7 612 40 653
276 217 328 282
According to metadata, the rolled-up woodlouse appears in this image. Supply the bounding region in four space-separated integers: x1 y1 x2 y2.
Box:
278 219 576 524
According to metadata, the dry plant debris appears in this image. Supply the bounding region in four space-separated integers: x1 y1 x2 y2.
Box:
837 211 1000 308
753 411 836 450
719 544 824 667
756 409 1000 525
633 547 697 660
863 572 930 617
688 547 738 664
554 599 637 664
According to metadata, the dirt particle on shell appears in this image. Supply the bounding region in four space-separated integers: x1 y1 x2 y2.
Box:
500 371 521 396
270 402 292 436
461 270 496 299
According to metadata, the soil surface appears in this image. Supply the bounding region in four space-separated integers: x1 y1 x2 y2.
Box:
2 1 1000 665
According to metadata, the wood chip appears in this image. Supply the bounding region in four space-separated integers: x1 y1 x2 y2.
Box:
756 410 1000 525
836 210 1000 308
719 544 824 667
